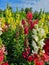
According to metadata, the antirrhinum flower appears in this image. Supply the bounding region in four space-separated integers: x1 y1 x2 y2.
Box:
32 35 38 42
32 41 39 54
38 39 45 49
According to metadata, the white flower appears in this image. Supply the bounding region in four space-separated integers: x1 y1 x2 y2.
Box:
42 50 45 53
0 27 2 30
32 35 38 42
37 28 45 37
39 39 45 48
33 29 37 35
32 40 39 54
32 50 37 54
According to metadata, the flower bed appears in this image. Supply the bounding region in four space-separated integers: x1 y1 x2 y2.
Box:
0 8 49 65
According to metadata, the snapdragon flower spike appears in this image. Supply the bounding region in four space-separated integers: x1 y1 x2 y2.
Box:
26 12 33 20
22 47 30 59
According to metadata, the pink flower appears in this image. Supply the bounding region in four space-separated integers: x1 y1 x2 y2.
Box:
22 47 30 59
26 12 33 20
41 53 49 62
1 62 9 65
24 47 30 55
24 26 28 35
0 49 4 62
0 54 4 62
22 51 28 59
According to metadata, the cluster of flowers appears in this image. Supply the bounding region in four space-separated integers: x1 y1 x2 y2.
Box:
22 12 49 65
0 44 9 65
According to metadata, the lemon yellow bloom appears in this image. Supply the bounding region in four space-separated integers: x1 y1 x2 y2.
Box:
47 15 49 19
43 25 48 34
40 18 45 22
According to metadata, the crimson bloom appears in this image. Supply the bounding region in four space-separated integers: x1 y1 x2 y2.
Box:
0 49 4 62
29 20 38 30
29 21 34 30
24 26 28 35
22 19 25 25
22 51 28 59
22 47 30 59
27 55 34 62
34 59 44 65
26 12 33 20
43 38 49 55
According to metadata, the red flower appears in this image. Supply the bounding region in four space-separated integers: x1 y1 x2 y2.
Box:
44 45 49 55
33 54 44 65
43 38 49 55
1 62 9 65
22 47 30 59
0 55 4 62
24 26 28 35
34 59 44 65
29 19 38 30
34 54 40 59
0 49 4 62
26 12 33 20
27 55 34 62
41 53 49 62
44 38 49 46
34 19 38 24
29 21 34 30
22 19 25 25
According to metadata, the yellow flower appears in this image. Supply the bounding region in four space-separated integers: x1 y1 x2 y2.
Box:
47 15 49 19
40 18 45 22
8 17 14 24
43 25 48 34
16 14 20 20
